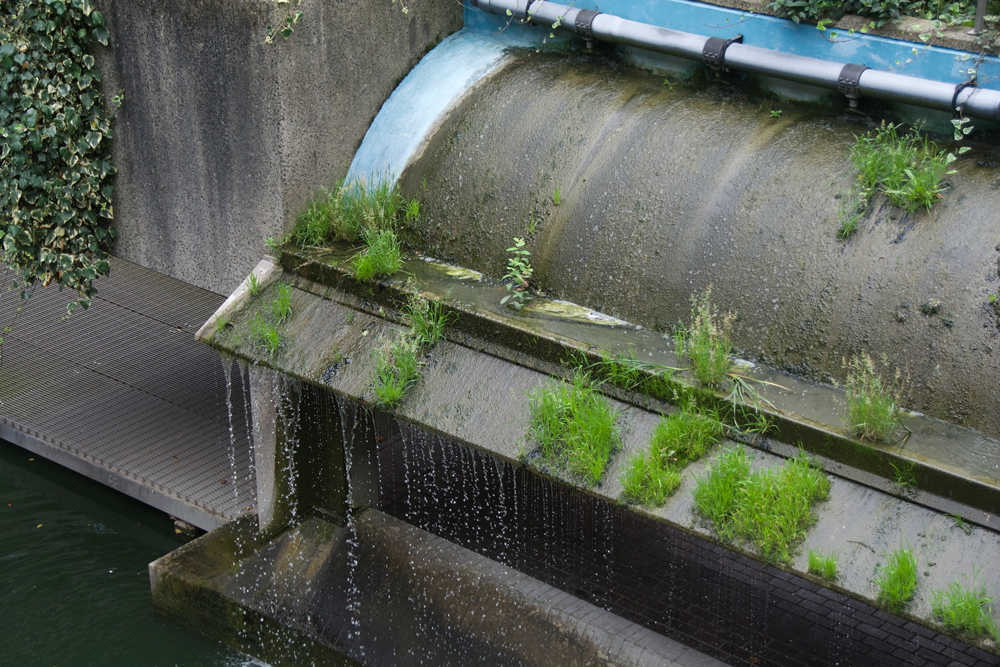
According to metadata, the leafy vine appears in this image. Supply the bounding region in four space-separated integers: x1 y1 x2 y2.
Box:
1 0 117 315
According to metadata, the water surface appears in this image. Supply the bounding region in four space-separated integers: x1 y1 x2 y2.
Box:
0 438 262 667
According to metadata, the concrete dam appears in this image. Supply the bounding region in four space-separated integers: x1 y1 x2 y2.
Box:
3 0 1000 665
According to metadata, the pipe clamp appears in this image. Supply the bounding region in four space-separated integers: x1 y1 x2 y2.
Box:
952 76 977 118
575 9 602 49
838 63 868 108
702 35 743 71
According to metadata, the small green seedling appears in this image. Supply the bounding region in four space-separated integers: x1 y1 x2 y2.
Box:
247 273 261 296
501 237 534 311
950 512 972 535
770 109 783 118
553 185 561 206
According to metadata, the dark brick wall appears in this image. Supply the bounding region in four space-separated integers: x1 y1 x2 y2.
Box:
365 414 1000 667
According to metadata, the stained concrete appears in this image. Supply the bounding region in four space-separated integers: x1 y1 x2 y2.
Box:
151 509 729 666
399 50 1000 438
89 0 463 295
200 269 1000 656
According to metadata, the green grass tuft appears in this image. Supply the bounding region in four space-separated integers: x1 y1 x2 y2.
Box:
808 549 839 580
875 544 918 613
693 447 829 563
675 287 734 387
293 177 413 246
931 571 1000 640
587 349 678 402
843 353 904 442
621 405 723 507
373 337 422 407
272 283 292 324
527 372 621 486
405 294 455 347
850 122 955 214
353 228 403 282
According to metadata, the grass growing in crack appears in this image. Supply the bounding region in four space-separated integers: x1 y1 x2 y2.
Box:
837 188 867 240
250 313 282 357
586 349 679 402
373 337 422 408
693 446 829 563
527 372 621 486
875 544 918 613
272 283 292 324
621 404 724 507
808 549 839 580
850 122 961 213
294 177 412 246
353 227 403 282
405 294 455 347
293 176 416 282
675 287 734 387
843 353 905 442
247 272 261 296
931 570 1000 640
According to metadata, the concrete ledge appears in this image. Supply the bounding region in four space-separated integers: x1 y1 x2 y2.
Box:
277 245 1000 521
151 510 728 666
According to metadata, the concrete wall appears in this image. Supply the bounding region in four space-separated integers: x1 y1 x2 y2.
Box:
91 0 463 295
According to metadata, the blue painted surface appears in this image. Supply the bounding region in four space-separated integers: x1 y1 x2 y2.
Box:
347 27 555 183
349 0 999 182
467 0 1000 89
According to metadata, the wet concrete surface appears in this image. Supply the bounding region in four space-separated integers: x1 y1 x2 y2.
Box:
203 273 1000 656
398 50 1000 440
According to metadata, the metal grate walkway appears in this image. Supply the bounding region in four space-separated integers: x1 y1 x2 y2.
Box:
0 258 255 530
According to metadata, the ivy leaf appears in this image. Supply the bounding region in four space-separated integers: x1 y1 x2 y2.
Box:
92 26 109 46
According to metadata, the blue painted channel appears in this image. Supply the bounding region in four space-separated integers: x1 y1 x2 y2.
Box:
348 0 1000 182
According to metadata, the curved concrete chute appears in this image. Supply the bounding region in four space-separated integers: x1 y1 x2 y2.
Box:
400 52 1000 438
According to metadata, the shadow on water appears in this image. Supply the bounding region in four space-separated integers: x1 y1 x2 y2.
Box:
0 439 265 667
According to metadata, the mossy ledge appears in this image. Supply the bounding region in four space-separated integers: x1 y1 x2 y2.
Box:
277 244 1000 519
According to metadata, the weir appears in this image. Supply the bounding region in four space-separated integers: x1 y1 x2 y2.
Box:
5 0 1000 664
148 0 1000 664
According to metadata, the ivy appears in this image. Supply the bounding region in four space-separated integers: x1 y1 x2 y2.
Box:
1 0 117 314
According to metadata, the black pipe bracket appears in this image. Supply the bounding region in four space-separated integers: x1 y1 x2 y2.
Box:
952 76 977 118
838 63 868 108
574 9 602 49
702 34 743 72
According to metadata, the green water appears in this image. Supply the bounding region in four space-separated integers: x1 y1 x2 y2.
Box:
0 439 263 667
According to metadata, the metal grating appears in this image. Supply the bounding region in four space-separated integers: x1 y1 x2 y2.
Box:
0 259 255 529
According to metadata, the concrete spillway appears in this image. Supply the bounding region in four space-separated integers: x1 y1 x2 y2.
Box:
398 50 1000 438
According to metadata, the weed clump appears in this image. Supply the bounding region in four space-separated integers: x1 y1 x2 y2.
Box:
240 281 295 357
353 228 403 282
586 349 678 402
501 237 534 311
373 337 421 407
675 287 734 387
621 405 724 506
693 447 829 563
875 544 918 613
527 372 621 486
293 176 418 282
370 294 454 408
843 354 905 442
808 549 839 580
405 293 455 347
850 122 961 213
294 177 412 245
931 571 1000 640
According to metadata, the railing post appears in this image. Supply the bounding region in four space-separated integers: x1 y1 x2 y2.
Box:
969 0 988 35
